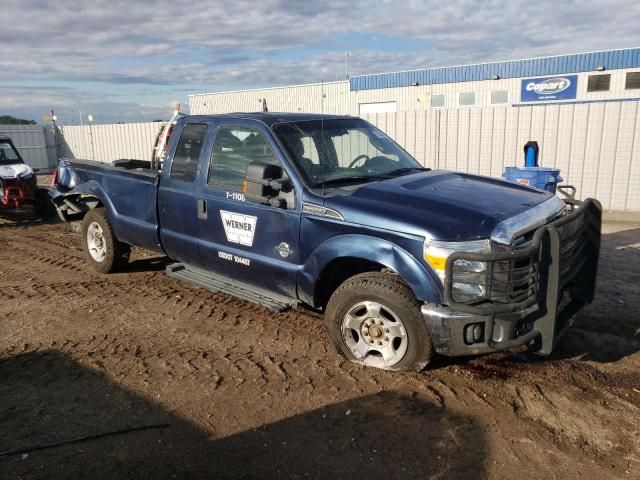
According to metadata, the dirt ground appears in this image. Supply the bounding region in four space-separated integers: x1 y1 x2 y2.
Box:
1 193 639 479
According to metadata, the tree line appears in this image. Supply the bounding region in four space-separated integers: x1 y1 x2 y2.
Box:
0 115 37 125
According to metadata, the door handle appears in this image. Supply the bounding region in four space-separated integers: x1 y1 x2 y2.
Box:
197 198 208 220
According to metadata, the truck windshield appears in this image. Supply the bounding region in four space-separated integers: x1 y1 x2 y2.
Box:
272 118 424 188
0 142 21 165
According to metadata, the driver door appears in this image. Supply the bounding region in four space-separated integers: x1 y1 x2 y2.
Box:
196 123 300 299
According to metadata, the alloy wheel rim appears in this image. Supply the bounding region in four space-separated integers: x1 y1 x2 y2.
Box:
86 221 106 262
341 300 408 368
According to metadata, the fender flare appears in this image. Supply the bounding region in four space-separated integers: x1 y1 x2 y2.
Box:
299 234 442 306
52 180 121 233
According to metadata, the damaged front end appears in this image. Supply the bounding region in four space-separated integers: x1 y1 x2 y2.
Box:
423 198 602 357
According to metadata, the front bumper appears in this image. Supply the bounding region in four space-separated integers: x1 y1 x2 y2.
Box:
423 198 602 357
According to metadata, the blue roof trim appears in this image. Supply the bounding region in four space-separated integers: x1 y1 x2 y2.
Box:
350 48 640 91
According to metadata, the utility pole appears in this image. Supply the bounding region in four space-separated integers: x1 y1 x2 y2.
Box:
51 109 60 161
88 114 95 160
345 51 350 80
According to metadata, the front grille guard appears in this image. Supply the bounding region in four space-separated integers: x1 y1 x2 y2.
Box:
444 198 602 317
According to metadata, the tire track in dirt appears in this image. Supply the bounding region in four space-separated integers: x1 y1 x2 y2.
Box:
0 251 343 402
2 224 332 391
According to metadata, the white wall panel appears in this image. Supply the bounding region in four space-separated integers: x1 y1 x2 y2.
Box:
610 102 638 210
456 109 471 173
477 109 493 176
488 108 506 178
595 103 622 204
553 105 573 180
58 122 164 163
502 108 520 176
540 105 560 169
581 103 605 201
624 103 640 211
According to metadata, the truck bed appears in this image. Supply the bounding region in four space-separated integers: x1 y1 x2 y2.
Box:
55 158 161 251
65 158 159 177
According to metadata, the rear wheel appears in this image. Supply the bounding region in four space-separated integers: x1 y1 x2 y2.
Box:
325 272 433 372
81 208 130 273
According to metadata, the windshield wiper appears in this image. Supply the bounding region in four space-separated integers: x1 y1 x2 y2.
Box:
314 175 391 187
384 167 431 176
313 167 431 188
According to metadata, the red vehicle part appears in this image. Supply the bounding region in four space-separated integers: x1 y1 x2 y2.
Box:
0 136 54 218
0 177 35 210
50 167 59 187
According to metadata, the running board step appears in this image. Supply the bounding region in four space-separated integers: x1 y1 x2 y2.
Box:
166 263 294 312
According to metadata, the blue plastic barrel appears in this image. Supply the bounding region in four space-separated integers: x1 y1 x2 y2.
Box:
503 167 563 193
524 145 538 167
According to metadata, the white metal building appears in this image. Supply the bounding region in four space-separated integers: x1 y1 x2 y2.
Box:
189 48 640 116
189 48 640 213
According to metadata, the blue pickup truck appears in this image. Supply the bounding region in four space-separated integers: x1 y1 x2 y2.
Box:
50 113 601 371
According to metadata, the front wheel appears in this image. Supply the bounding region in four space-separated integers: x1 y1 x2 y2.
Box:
324 272 433 372
81 208 130 273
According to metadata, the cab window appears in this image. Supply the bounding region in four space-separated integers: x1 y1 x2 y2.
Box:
170 123 207 182
208 125 281 190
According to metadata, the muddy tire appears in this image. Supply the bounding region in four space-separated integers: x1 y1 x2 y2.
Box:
325 272 433 372
81 208 130 273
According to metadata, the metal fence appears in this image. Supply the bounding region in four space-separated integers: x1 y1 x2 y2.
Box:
57 122 164 164
0 124 57 171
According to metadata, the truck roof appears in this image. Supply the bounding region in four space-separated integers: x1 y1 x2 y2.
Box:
184 112 358 127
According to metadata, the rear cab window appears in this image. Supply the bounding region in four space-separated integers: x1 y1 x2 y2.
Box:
170 123 208 182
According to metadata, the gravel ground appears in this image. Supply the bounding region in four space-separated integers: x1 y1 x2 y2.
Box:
0 196 639 479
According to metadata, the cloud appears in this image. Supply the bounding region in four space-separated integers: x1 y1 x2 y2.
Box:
1 0 639 122
0 85 173 124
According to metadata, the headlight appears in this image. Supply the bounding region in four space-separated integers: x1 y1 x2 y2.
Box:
424 239 491 303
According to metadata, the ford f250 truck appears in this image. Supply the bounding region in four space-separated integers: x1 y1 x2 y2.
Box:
50 113 601 371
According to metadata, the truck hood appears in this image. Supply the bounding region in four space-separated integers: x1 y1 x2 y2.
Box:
323 170 554 241
0 162 33 179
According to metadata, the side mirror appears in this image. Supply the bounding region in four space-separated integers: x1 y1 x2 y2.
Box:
243 161 287 207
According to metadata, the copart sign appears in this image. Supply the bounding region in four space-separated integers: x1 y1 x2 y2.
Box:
521 75 578 102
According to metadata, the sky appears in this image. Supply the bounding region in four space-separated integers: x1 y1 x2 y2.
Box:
2 0 640 125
